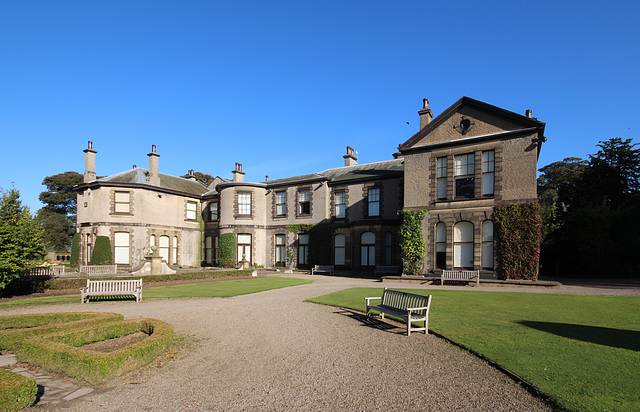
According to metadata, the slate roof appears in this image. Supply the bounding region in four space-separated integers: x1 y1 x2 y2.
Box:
92 168 208 196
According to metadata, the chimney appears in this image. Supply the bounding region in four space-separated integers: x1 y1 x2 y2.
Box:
343 146 358 167
232 163 245 182
148 144 160 186
418 98 433 130
83 141 97 183
187 169 197 181
526 109 533 118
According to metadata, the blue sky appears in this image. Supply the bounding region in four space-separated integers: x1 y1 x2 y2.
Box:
1 1 639 212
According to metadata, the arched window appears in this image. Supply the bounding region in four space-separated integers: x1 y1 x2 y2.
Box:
453 222 474 269
159 235 170 263
436 222 447 269
334 234 346 265
361 232 375 267
482 220 494 269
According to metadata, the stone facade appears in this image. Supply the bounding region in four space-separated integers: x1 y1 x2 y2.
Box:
76 96 545 275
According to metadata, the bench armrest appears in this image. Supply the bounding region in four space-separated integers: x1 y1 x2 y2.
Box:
365 297 381 306
80 287 87 292
407 306 430 311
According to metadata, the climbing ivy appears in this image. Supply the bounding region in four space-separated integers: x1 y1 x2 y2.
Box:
399 210 426 276
494 203 542 280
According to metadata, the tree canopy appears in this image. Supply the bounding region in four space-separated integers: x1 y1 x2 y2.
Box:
0 188 44 293
37 171 82 252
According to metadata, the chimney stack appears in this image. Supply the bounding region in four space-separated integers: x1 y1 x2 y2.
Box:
418 98 433 130
148 144 160 186
232 163 245 182
187 169 197 181
526 109 533 118
83 141 97 183
343 146 357 167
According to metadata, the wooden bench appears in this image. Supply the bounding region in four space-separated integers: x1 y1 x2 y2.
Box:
365 288 432 336
441 270 480 286
311 265 334 275
80 278 143 304
374 265 400 276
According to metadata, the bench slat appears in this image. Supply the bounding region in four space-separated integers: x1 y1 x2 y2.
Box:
366 288 432 336
81 279 142 304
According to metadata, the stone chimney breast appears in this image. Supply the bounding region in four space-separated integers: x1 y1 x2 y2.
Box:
418 97 434 130
83 140 97 183
148 145 160 186
232 163 245 182
343 146 358 167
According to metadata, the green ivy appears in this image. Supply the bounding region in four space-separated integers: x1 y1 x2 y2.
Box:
90 236 113 265
399 210 426 276
285 224 315 233
218 233 236 268
308 223 335 266
494 203 542 280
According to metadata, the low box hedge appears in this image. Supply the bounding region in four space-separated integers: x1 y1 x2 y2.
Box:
0 312 123 352
18 318 174 385
0 368 37 412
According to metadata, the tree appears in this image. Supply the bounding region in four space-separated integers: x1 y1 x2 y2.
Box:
181 171 215 187
0 188 44 293
37 171 83 252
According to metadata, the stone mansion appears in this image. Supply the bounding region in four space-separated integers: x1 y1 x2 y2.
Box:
75 96 545 275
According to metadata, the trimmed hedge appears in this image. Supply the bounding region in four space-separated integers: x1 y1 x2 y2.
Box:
13 316 174 385
494 203 542 280
0 369 37 412
0 312 123 352
218 233 236 268
90 236 113 265
4 269 253 297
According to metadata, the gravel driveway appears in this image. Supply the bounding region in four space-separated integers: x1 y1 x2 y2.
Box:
6 274 637 411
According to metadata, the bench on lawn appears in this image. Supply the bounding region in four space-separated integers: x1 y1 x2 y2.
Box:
441 270 480 286
311 265 334 275
80 278 142 304
374 265 400 276
365 288 432 336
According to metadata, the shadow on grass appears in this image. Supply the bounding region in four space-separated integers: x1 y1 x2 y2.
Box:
334 309 406 335
518 321 640 351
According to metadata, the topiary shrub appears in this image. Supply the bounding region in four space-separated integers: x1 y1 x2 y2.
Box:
90 236 113 265
0 368 37 412
70 233 79 266
400 210 426 276
494 203 542 280
218 233 236 268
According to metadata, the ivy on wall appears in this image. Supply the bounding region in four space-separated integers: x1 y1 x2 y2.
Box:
90 236 113 265
308 223 335 266
494 203 542 280
399 210 426 276
218 233 237 268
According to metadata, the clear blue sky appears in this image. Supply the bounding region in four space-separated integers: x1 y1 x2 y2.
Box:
1 0 639 212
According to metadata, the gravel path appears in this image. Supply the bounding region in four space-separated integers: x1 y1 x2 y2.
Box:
5 275 638 411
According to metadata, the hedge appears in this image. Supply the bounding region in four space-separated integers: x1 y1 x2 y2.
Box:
400 210 426 276
494 203 542 280
0 312 123 352
90 236 113 265
0 369 37 412
218 233 236 268
14 317 174 385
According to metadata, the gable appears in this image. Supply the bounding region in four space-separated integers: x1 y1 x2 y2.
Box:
399 97 545 150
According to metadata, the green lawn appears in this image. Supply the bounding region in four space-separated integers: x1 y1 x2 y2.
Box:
0 277 311 307
307 288 640 412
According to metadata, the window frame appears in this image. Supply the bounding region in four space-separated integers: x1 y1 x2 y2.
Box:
237 192 252 217
208 201 219 221
436 157 448 200
360 232 376 267
298 189 311 216
298 233 309 265
482 150 495 196
275 191 287 217
334 234 346 266
367 187 381 217
335 191 346 219
114 191 131 214
186 201 198 221
454 153 475 199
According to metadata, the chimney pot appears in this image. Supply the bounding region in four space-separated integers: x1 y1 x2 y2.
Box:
232 163 245 182
526 109 533 118
266 175 269 182
152 144 156 153
88 140 93 149
418 98 434 130
343 146 358 167
133 165 136 169
423 98 429 110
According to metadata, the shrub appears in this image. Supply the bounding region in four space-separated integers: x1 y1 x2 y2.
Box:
218 233 236 268
90 236 113 265
494 203 542 280
70 233 79 266
400 210 426 276
0 368 37 412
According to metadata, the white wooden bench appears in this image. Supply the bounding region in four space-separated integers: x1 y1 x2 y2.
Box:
374 265 400 276
311 265 334 275
365 288 432 336
441 270 480 286
80 278 142 304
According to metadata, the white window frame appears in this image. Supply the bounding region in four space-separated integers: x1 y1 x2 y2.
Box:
437 157 447 200
114 232 130 265
335 191 346 218
454 153 475 199
334 234 346 266
368 188 380 217
482 150 495 196
186 201 198 220
238 192 252 217
276 191 287 217
298 190 311 216
114 191 131 214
